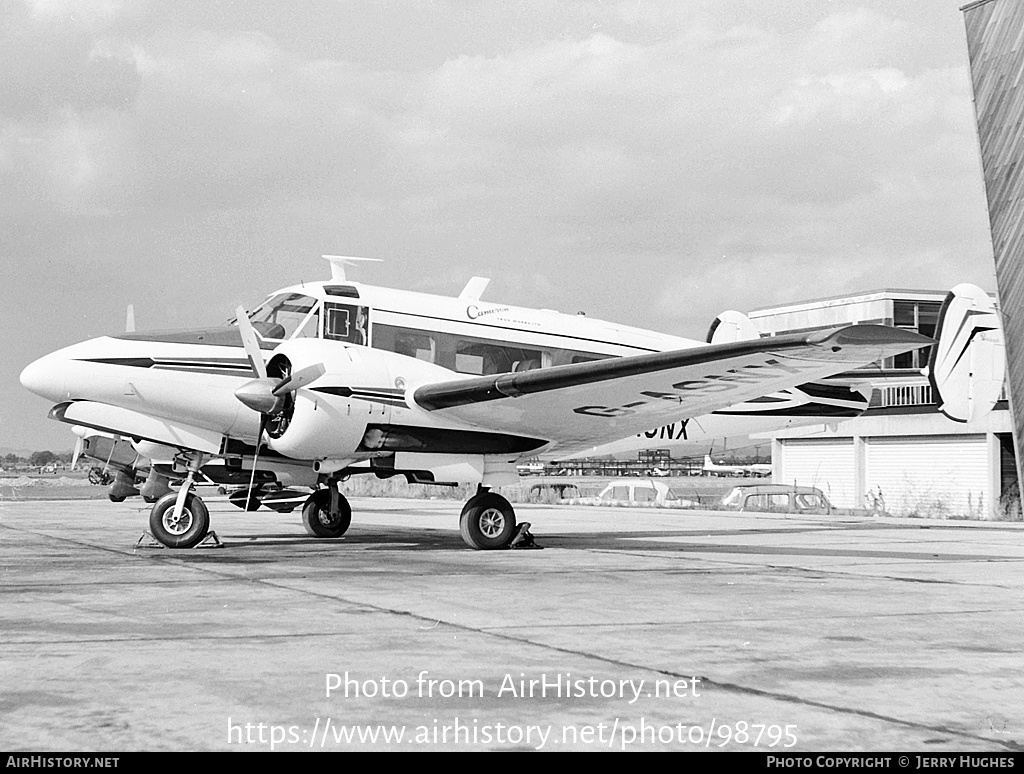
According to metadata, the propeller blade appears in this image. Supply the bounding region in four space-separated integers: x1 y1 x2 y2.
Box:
72 436 84 470
125 304 135 334
235 306 267 379
272 363 326 396
244 415 269 513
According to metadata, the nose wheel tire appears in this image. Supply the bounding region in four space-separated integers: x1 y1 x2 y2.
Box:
149 492 210 548
302 489 352 538
459 493 517 550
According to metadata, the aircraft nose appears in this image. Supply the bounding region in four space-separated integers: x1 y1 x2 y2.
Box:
20 352 67 401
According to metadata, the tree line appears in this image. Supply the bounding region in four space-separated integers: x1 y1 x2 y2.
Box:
3 451 74 467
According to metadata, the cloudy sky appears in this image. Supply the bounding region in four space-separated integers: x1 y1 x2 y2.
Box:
2 0 995 451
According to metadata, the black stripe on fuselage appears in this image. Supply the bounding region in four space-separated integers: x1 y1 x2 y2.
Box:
313 386 408 408
79 357 254 377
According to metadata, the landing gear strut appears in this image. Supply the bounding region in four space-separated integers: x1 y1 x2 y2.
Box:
302 485 352 538
459 489 517 550
147 452 210 548
149 491 210 548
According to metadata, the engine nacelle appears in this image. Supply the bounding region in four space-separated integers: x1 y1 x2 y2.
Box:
264 340 394 461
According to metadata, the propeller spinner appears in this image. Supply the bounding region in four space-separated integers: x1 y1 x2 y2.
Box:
233 306 325 423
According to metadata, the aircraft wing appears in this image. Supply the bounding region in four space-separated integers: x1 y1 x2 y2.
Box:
413 325 929 454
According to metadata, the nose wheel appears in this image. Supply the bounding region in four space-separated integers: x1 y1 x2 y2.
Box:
149 491 210 548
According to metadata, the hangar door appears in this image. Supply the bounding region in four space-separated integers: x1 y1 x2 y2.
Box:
864 436 989 519
776 439 856 507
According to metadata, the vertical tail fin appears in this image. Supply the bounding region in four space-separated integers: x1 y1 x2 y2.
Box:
706 310 760 344
928 284 1005 423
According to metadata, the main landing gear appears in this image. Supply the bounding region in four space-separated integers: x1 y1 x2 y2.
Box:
459 489 517 550
301 486 352 538
143 471 522 551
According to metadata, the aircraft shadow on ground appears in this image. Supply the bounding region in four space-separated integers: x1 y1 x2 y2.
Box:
151 524 1009 563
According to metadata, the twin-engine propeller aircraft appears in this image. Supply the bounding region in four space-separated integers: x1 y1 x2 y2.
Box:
702 455 772 477
19 258 991 549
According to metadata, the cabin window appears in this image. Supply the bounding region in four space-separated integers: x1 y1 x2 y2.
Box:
370 323 611 371
454 341 542 376
394 331 436 363
248 294 319 340
324 302 370 345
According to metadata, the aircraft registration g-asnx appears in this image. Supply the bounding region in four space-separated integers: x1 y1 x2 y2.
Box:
19 257 995 550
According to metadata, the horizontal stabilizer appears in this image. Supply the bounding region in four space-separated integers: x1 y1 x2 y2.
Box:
928 283 1005 423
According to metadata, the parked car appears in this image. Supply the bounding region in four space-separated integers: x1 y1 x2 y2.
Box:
561 478 696 508
528 482 583 501
718 484 873 515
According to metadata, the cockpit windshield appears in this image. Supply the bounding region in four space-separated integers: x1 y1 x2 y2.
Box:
248 293 319 340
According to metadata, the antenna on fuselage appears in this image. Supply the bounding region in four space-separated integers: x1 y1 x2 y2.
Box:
322 255 383 282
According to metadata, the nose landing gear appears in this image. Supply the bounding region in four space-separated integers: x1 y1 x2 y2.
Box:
148 490 210 548
146 451 210 549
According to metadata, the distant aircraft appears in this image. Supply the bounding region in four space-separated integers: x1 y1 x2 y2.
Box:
21 256 984 550
702 454 771 477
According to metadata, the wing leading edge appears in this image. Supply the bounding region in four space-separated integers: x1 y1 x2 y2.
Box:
413 324 930 453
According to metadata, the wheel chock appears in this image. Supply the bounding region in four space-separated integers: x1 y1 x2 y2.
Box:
134 530 223 551
508 522 542 550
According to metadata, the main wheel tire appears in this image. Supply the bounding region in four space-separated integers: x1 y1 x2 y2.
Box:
459 493 517 550
89 467 112 486
149 492 210 548
302 489 352 538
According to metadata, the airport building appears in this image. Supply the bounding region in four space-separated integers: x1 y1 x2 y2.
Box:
748 289 1015 518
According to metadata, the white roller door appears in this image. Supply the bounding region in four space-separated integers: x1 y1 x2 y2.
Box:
864 435 989 518
777 439 856 507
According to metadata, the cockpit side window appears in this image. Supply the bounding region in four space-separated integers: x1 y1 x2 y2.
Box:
249 294 319 341
323 302 370 345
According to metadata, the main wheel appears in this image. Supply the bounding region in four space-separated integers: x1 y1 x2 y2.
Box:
460 493 517 550
149 492 210 548
302 488 352 538
89 467 112 485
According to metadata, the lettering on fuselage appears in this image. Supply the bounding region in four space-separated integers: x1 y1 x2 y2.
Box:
573 358 805 418
638 419 689 441
466 305 510 320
